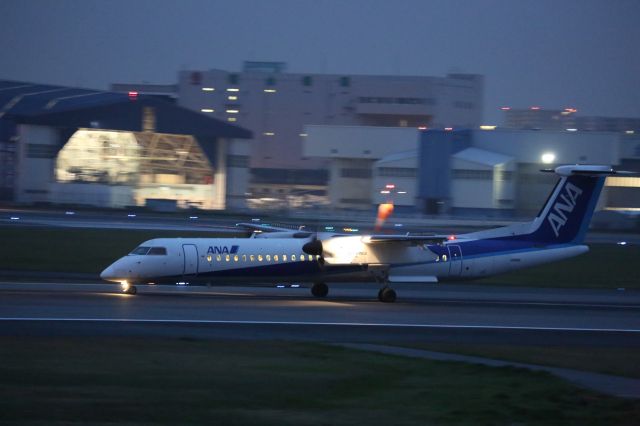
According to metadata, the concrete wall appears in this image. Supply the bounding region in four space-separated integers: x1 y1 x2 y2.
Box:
15 124 59 204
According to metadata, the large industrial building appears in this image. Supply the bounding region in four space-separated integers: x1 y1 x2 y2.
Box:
502 107 640 133
113 61 484 202
0 80 252 210
304 125 640 216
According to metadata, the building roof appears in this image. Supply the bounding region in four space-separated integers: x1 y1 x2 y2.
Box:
452 147 513 166
375 150 417 166
0 80 251 140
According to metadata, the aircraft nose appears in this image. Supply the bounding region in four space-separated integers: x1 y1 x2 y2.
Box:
100 264 117 281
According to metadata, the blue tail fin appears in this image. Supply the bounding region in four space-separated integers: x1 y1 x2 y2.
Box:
528 172 606 244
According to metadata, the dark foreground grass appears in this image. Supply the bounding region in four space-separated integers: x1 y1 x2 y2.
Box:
402 343 640 379
0 337 639 426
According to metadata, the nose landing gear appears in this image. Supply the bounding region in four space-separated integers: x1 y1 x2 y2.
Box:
120 281 138 295
377 286 396 303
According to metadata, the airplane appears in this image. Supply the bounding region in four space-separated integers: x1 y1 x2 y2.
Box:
100 164 629 302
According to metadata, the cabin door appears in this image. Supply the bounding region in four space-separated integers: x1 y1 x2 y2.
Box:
447 245 463 277
182 244 199 275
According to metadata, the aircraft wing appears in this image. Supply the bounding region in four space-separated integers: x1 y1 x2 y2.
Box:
362 234 451 245
236 222 313 238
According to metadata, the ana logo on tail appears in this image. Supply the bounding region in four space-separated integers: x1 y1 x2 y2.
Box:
547 182 583 237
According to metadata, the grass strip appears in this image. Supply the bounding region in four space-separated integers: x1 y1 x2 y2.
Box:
0 337 639 425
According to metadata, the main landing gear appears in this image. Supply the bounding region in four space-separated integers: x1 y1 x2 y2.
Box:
378 286 396 303
311 282 329 298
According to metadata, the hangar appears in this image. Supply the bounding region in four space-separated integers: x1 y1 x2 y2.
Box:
0 80 252 210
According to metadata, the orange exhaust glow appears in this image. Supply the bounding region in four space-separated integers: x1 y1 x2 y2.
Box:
375 203 394 231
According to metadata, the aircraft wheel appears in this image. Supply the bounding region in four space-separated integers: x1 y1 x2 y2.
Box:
126 285 137 295
311 282 329 298
378 286 396 303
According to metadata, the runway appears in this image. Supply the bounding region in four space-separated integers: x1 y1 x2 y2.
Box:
1 282 639 347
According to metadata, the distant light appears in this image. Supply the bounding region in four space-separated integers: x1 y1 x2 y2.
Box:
226 109 239 114
530 106 540 110
626 130 635 135
226 88 240 92
397 191 407 194
9 216 19 220
65 211 75 215
380 190 391 194
564 107 577 113
480 125 497 130
189 216 199 220
263 132 275 136
128 91 138 100
541 152 556 164
324 226 334 230
394 223 404 227
264 89 277 93
617 241 627 246
418 126 428 130
299 133 308 137
444 127 453 131
385 184 395 189
228 95 238 101
127 214 137 218
448 235 456 240
291 284 300 288
276 284 285 288
228 117 237 122
202 87 215 92
566 128 578 132
200 108 214 113
500 106 511 111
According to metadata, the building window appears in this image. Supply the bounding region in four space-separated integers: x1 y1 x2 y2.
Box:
452 169 492 180
227 155 249 168
265 76 276 86
340 76 350 87
377 167 416 178
228 74 239 85
340 168 372 178
302 76 313 86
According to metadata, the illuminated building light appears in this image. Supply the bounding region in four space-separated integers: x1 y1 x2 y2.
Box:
228 117 237 122
128 91 138 100
418 126 428 130
397 191 407 194
566 128 578 132
500 106 511 111
480 125 497 130
530 106 540 110
380 190 391 194
564 108 577 113
299 133 308 137
263 132 275 136
200 108 214 113
626 130 635 135
264 89 277 93
385 184 395 189
228 95 238 100
561 111 570 115
226 88 240 92
444 127 453 131
202 87 215 91
226 109 239 114
541 152 556 164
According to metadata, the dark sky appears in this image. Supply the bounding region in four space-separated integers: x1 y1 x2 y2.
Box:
1 0 639 123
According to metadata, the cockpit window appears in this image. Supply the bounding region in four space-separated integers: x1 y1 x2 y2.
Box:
130 246 151 255
148 247 167 255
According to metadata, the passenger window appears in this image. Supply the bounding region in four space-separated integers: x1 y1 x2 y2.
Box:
283 255 287 261
442 255 448 262
300 255 305 261
242 255 247 262
148 247 167 255
216 255 222 261
274 255 279 261
308 255 313 261
234 255 239 262
130 246 150 255
250 255 255 262
225 255 230 262
207 255 212 262
266 255 271 261
258 255 263 262
292 254 296 261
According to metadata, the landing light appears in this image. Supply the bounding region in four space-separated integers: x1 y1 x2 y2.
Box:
120 281 130 292
541 152 556 164
617 241 627 246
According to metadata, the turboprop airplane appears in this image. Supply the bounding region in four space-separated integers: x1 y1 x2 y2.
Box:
100 165 628 302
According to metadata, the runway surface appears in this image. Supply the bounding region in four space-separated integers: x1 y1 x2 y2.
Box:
1 281 639 347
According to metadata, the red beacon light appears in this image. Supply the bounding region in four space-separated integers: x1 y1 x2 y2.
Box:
385 184 395 189
447 235 456 241
128 91 138 101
